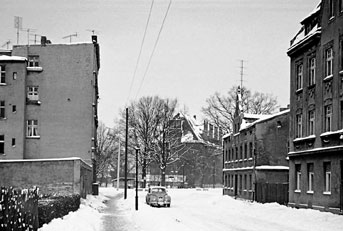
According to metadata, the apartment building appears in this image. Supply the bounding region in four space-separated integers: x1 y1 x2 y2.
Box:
287 0 343 213
0 36 99 165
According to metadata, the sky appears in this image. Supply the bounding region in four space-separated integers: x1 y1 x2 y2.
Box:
40 187 343 231
1 0 319 128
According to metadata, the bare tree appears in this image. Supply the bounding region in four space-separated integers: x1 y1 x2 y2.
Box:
96 122 118 186
202 86 278 134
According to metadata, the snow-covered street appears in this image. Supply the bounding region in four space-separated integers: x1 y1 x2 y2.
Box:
40 187 343 231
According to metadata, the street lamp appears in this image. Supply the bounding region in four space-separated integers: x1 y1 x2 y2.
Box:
135 147 140 211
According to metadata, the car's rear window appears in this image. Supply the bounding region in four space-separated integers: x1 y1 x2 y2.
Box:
152 188 165 193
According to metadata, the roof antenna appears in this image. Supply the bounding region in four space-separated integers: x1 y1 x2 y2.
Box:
62 33 78 43
1 40 11 49
86 29 100 35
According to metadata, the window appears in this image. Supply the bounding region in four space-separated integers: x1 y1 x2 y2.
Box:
0 65 5 84
249 174 252 190
0 135 4 154
27 86 39 101
12 138 15 147
340 0 343 12
244 143 247 159
27 120 39 137
308 110 315 135
340 39 343 70
0 101 5 119
324 162 331 193
296 113 302 138
249 142 253 158
12 105 16 113
295 164 301 191
244 175 247 190
328 0 334 18
28 56 39 67
296 64 303 90
325 48 333 77
307 163 314 193
324 105 332 132
309 57 316 86
13 72 17 80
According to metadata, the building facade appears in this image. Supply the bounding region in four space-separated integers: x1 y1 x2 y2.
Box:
223 89 289 203
146 113 223 188
287 1 343 213
0 36 99 165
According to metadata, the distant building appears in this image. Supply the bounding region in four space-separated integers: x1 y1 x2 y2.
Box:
147 113 223 188
287 0 343 213
0 36 100 196
223 87 289 204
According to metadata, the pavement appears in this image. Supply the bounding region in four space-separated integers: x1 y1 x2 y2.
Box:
100 193 139 231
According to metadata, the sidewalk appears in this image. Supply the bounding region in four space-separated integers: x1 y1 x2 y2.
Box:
100 192 139 231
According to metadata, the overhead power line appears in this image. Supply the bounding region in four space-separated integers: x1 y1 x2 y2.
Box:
126 0 155 105
135 0 173 100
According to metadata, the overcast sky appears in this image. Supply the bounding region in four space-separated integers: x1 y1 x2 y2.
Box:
1 0 318 127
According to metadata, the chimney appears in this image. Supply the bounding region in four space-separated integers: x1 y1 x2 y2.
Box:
92 35 98 44
41 36 47 46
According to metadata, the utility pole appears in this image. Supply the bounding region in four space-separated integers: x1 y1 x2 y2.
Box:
117 136 121 191
135 148 140 211
124 108 128 199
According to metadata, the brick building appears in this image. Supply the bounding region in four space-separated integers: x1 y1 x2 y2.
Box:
146 113 223 188
287 1 343 213
223 88 289 203
0 36 99 196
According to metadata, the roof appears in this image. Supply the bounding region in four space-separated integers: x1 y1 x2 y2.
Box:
240 109 289 132
301 2 321 24
0 55 26 62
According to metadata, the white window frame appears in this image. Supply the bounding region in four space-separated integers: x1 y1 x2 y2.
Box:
0 101 5 119
309 57 316 86
296 114 303 138
295 165 301 192
27 120 39 137
0 135 4 155
324 105 332 132
307 164 314 193
296 64 303 90
0 65 5 84
27 86 39 101
324 162 331 194
325 48 333 77
308 110 315 135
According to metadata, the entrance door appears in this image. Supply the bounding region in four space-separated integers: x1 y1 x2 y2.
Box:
234 174 238 198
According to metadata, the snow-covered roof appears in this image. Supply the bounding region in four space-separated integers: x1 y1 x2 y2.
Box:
182 114 203 141
222 133 231 139
240 109 289 132
301 2 321 24
288 25 321 52
0 55 26 62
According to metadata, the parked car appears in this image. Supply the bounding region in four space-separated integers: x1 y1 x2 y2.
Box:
146 186 171 207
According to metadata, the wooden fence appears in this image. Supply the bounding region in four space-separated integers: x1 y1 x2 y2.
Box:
0 187 39 230
255 183 288 205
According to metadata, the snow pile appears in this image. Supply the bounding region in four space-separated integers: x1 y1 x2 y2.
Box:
39 188 115 231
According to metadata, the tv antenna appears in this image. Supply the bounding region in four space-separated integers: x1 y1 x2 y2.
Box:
86 29 100 35
62 33 78 43
1 40 11 49
21 28 37 46
30 33 41 44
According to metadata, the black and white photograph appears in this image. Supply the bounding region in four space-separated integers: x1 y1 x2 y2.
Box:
1 0 343 230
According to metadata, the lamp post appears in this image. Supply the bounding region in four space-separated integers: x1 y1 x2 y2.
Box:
135 147 140 211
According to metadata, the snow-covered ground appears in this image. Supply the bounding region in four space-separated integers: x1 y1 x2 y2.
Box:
39 187 343 231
